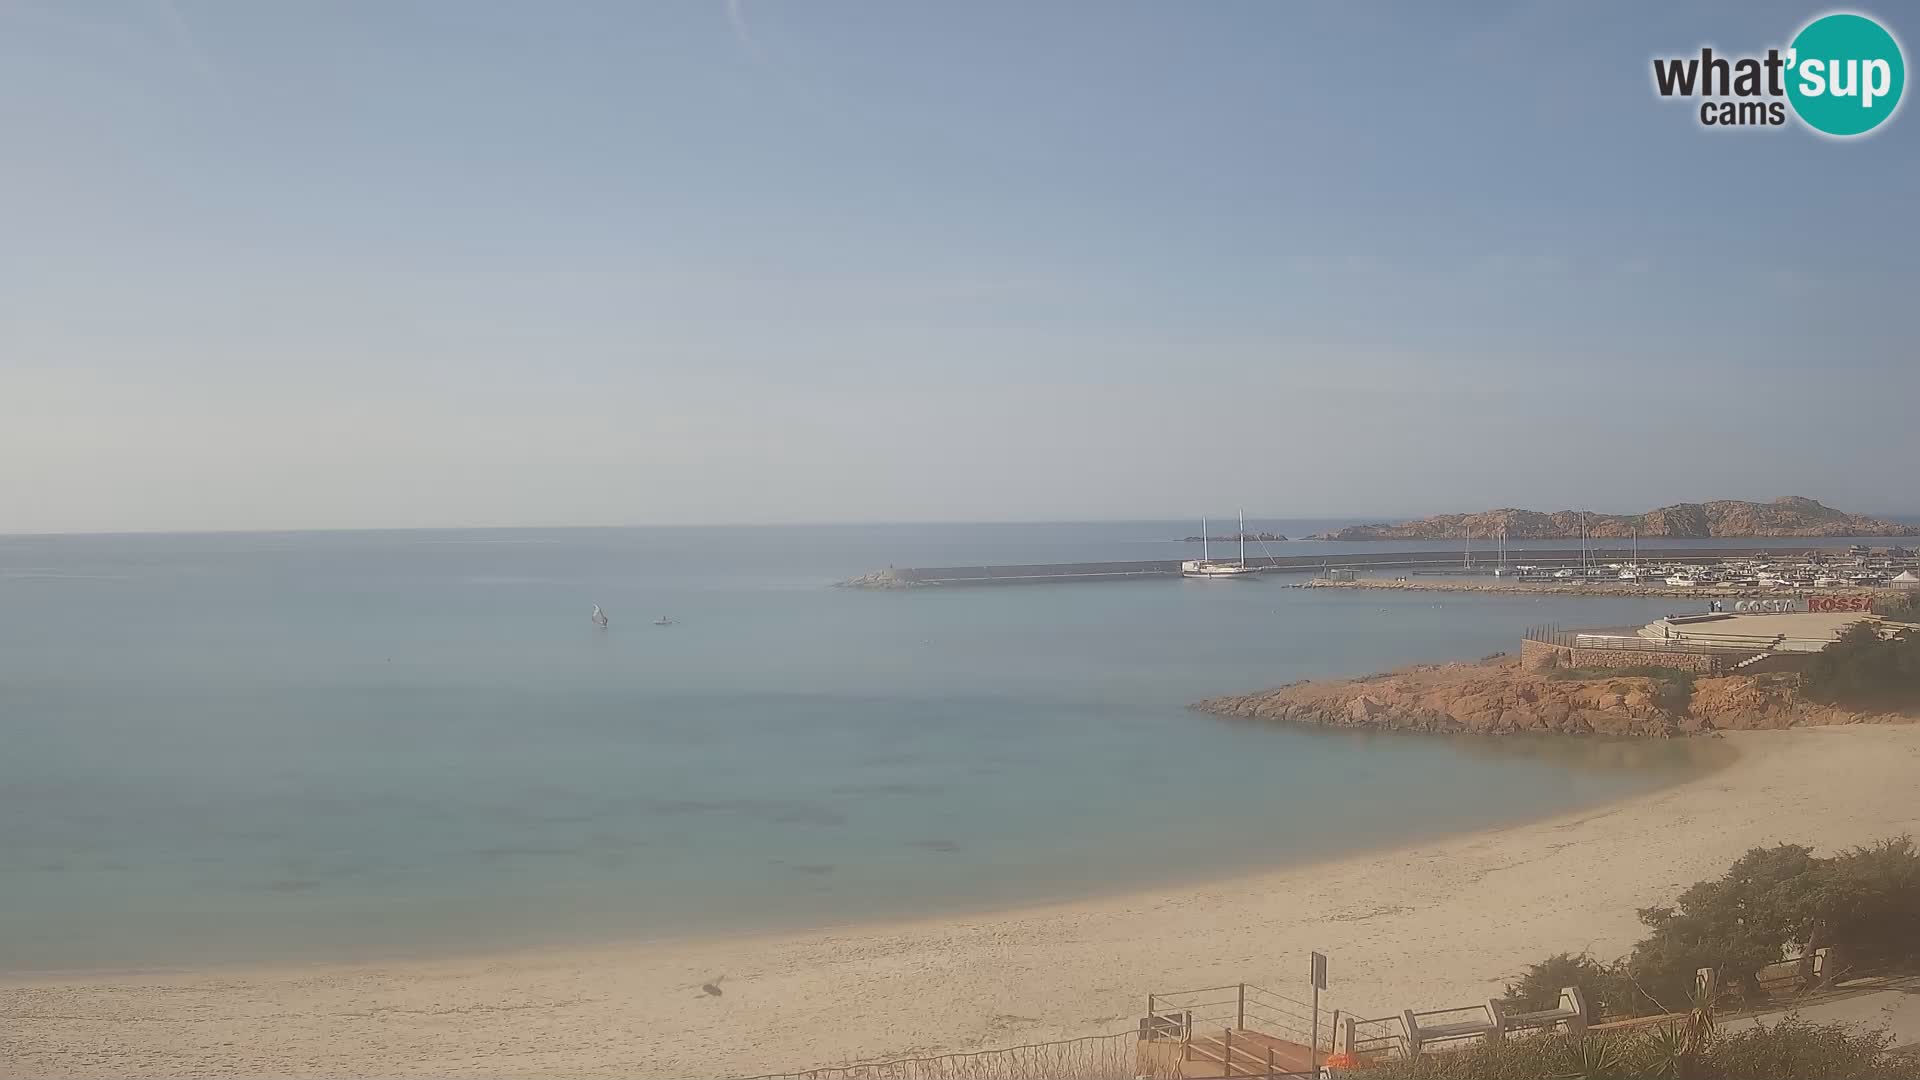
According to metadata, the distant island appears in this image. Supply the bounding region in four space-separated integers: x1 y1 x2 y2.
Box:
1182 532 1288 543
1310 496 1918 541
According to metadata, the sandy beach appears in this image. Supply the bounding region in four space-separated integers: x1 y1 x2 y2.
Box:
5 724 1918 1079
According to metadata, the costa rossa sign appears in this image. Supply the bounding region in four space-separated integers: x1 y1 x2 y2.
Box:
1809 594 1876 612
1735 599 1800 613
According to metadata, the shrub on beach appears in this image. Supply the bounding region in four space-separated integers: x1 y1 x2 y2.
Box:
1349 1019 1920 1080
1700 1018 1920 1080
1802 622 1920 709
1872 589 1920 621
1500 952 1630 1022
1500 837 1920 1019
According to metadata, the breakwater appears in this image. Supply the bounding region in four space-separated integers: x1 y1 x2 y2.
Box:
836 544 1848 588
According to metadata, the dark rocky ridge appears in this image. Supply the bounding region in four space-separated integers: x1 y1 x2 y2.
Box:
1313 497 1916 541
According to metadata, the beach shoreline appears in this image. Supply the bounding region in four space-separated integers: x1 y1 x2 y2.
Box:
6 725 1919 1078
0 733 1730 988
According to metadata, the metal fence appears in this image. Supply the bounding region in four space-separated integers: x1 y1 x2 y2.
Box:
1524 625 1706 652
1343 1014 1410 1062
731 1031 1175 1080
1145 982 1323 1049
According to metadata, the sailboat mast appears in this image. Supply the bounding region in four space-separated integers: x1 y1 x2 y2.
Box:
1202 516 1210 563
1239 509 1247 569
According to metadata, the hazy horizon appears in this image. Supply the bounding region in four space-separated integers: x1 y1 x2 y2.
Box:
4 500 1918 540
5 1 1916 534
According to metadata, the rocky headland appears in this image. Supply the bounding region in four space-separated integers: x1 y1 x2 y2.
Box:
1313 496 1916 541
1191 655 1913 738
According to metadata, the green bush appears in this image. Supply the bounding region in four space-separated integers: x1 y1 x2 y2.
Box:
1802 622 1920 708
1501 837 1920 1018
1391 840 1920 1077
1500 953 1632 1022
1351 1020 1920 1080
1872 589 1920 621
1628 843 1824 1006
1696 1018 1920 1080
1813 836 1920 962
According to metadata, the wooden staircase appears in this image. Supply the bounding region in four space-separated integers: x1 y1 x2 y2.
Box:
1180 1027 1316 1078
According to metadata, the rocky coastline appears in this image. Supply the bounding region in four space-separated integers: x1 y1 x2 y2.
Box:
1312 496 1916 541
1191 655 1912 738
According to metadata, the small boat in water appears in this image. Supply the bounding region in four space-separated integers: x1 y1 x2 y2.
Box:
653 615 677 626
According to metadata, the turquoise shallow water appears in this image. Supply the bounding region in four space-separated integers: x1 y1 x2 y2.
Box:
0 523 1742 972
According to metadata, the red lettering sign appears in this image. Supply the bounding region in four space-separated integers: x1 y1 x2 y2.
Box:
1809 594 1875 612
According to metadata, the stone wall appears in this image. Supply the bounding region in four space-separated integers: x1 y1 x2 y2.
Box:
1520 638 1570 671
1519 637 1725 674
1571 646 1723 674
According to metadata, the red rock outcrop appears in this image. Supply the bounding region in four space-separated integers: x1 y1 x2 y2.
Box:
1192 656 1913 737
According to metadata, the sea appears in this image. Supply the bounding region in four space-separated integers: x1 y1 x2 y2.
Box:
10 519 1875 973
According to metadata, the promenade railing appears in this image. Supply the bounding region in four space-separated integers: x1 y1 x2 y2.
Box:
732 1030 1169 1080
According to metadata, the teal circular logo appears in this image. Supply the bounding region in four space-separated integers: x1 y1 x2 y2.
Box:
1786 13 1905 136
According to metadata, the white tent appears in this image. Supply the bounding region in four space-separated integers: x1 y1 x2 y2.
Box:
1893 570 1920 588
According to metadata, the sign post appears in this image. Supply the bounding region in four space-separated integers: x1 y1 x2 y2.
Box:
1310 951 1328 1071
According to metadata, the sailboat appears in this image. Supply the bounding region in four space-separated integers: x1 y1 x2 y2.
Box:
591 604 609 628
1619 530 1642 581
1183 511 1263 580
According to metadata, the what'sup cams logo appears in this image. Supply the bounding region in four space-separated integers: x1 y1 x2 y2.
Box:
1652 11 1905 136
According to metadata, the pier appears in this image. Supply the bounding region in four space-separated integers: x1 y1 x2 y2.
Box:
837 544 1853 588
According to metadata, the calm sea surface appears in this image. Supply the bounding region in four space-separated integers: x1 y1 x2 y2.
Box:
0 521 1807 972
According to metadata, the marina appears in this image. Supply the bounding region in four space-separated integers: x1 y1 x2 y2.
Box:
840 543 1920 590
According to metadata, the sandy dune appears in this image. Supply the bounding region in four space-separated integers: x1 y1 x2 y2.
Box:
5 725 1918 1079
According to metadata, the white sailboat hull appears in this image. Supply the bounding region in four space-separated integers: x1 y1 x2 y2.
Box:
1182 560 1262 579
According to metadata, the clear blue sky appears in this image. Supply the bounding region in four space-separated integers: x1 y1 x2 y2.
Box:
2 1 1915 532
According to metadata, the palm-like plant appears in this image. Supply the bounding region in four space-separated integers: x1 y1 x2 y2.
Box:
1553 1035 1624 1080
1642 1021 1689 1080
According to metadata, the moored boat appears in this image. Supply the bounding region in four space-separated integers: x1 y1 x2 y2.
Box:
1183 511 1264 580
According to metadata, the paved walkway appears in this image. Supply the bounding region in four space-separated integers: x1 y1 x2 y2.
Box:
1720 974 1920 1050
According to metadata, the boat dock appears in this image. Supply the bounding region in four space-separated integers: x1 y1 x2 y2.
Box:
837 544 1854 588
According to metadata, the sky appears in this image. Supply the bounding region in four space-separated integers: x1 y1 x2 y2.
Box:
2 1 1916 533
